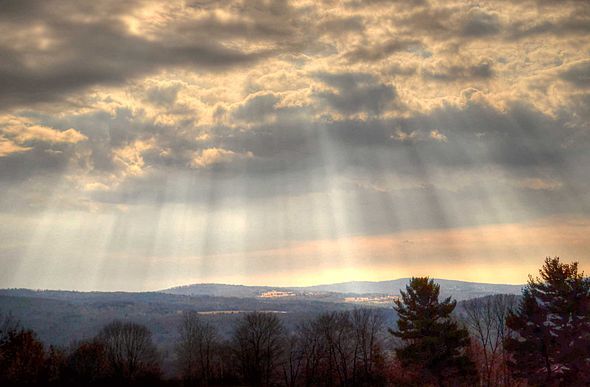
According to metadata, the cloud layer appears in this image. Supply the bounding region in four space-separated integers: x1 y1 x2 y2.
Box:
1 0 589 290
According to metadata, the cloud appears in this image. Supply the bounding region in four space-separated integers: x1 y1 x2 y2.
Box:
0 116 87 164
145 83 182 106
314 73 397 115
421 60 494 82
429 129 448 142
344 38 423 63
461 8 501 37
232 93 281 122
0 0 590 290
190 147 253 169
3 125 87 144
391 129 420 143
389 128 447 144
1 116 87 140
317 15 365 36
112 139 155 177
0 136 30 157
508 14 590 39
0 1 275 110
518 177 562 191
560 60 590 88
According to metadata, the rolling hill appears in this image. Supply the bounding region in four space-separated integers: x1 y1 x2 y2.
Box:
161 278 524 301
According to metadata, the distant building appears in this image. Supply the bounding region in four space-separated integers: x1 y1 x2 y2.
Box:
344 294 400 305
258 290 297 298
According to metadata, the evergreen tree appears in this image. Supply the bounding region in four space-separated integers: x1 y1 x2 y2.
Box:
505 257 590 386
391 277 479 386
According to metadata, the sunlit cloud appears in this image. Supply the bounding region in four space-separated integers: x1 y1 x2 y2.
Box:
0 0 589 290
0 136 30 157
190 147 254 169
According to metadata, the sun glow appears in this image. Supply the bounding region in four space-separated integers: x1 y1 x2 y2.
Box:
1 0 589 291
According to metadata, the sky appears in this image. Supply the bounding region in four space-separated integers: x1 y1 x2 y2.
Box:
0 0 589 291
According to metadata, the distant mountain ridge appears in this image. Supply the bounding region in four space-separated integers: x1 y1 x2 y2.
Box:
161 278 524 301
0 278 523 354
161 283 276 298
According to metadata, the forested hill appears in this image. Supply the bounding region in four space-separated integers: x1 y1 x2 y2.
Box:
162 278 523 301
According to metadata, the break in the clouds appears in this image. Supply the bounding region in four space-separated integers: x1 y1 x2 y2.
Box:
1 0 589 290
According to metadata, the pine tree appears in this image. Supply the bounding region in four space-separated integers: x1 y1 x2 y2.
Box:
391 277 479 386
505 257 590 386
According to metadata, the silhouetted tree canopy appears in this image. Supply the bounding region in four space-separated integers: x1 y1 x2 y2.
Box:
64 340 111 385
0 327 46 386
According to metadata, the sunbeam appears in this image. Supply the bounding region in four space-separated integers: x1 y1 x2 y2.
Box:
0 0 589 292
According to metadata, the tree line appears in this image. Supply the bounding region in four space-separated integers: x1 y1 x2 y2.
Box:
1 257 589 386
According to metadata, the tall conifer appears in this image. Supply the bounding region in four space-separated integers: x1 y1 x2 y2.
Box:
391 277 479 386
505 257 590 386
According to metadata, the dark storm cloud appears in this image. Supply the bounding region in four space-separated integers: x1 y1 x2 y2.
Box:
0 34 264 109
314 73 397 115
0 144 76 183
344 0 427 10
18 95 583 181
0 107 186 184
394 2 588 42
1 0 590 291
3 89 590 240
317 16 365 36
560 60 590 88
0 1 272 109
344 38 423 63
0 0 588 216
461 8 500 37
289 100 575 184
395 6 455 38
508 15 590 39
178 0 308 44
393 102 571 168
102 99 584 191
421 61 494 82
145 84 182 106
232 94 282 122
386 64 418 76
176 0 339 59
318 98 579 174
394 5 501 40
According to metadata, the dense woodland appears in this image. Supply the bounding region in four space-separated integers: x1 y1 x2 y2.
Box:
1 257 589 386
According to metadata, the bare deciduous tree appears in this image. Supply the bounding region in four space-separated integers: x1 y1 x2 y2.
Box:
97 320 161 381
176 311 219 385
315 311 355 386
281 333 304 387
66 340 111 384
350 308 386 385
0 311 19 343
233 312 285 386
296 318 323 386
293 309 387 387
459 294 517 386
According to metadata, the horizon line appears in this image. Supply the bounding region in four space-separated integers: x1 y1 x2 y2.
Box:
0 276 527 294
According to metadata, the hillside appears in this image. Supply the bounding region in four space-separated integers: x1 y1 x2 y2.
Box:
0 289 359 346
0 285 521 377
0 278 524 350
162 278 523 301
